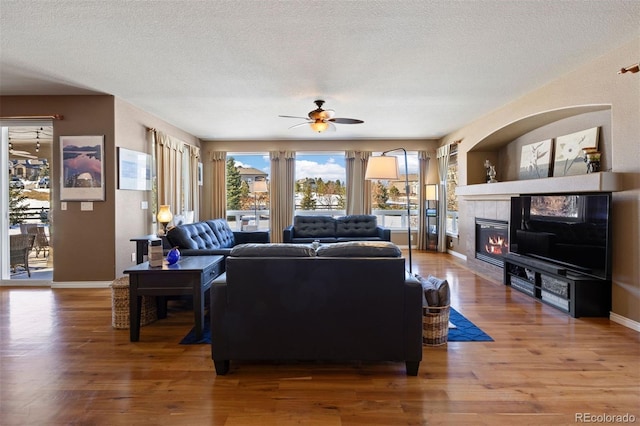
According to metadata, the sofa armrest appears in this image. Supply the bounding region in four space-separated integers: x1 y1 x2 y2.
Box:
377 226 391 241
233 231 270 244
210 279 230 364
404 276 424 364
282 225 295 243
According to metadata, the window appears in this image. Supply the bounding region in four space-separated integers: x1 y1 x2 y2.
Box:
369 151 419 230
225 153 270 230
294 153 346 217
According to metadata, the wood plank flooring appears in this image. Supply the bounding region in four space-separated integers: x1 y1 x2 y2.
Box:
1 251 638 425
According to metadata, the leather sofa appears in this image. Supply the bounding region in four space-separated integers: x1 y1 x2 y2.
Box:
165 218 270 259
210 241 423 376
283 214 390 243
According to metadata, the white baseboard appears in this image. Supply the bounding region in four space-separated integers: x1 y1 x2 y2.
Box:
448 250 467 261
1 280 111 288
52 281 112 289
610 312 640 332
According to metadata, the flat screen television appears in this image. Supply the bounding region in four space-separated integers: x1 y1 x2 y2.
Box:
509 192 612 280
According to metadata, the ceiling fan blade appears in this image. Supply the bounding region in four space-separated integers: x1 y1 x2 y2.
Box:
288 122 311 130
326 122 336 132
279 115 310 120
329 118 364 124
318 109 335 120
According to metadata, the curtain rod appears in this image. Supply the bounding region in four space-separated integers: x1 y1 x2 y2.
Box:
0 114 64 120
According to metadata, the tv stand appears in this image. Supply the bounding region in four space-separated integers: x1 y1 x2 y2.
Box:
503 253 611 317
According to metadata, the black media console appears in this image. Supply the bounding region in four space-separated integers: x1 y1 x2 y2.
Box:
503 253 611 318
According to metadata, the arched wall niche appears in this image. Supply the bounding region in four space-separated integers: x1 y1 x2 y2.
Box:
466 104 611 185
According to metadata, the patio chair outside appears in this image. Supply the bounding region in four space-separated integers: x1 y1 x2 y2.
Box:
10 234 35 277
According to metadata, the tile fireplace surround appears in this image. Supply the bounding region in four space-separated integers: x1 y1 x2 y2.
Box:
455 172 621 282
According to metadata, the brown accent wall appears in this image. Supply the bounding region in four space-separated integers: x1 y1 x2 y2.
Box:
1 95 116 282
1 95 201 283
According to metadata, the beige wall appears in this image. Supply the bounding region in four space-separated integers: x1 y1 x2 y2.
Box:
441 37 640 323
113 98 201 278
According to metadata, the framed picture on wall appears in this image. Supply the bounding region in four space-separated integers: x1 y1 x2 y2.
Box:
553 127 599 177
518 139 553 180
117 147 152 190
60 135 105 201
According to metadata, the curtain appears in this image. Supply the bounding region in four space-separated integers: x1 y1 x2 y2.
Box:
345 151 371 215
154 130 184 223
204 151 227 220
269 151 296 243
436 144 451 253
187 144 200 222
153 130 201 225
416 151 431 250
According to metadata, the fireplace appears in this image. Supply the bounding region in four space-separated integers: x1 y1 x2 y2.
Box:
475 218 509 267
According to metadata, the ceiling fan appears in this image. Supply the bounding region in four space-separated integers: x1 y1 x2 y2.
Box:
279 100 364 133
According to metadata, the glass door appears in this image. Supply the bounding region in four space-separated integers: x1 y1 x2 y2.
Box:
2 122 53 282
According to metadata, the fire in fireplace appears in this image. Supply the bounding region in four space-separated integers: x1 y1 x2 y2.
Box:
475 218 509 267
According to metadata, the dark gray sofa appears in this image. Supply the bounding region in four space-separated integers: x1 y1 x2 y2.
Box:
283 214 390 243
210 241 423 376
165 218 269 259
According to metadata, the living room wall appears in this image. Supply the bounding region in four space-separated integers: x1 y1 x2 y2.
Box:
440 37 640 325
0 95 202 284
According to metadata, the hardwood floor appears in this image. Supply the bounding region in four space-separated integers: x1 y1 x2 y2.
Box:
1 251 638 425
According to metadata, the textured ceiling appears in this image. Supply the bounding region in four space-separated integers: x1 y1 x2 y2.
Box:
1 1 639 141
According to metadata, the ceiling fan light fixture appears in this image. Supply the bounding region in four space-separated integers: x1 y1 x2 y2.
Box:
310 121 329 133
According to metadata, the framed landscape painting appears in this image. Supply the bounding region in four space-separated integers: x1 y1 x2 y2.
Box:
60 135 105 201
519 139 552 180
553 127 599 177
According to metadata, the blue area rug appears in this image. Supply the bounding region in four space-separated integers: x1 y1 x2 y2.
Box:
448 307 493 342
180 308 492 344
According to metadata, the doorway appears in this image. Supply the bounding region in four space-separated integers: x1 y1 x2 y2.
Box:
1 122 53 283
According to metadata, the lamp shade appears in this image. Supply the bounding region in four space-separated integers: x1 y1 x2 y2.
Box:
157 205 173 224
310 121 329 133
252 180 268 193
426 184 438 201
365 156 399 180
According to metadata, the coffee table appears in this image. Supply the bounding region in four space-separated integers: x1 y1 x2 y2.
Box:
123 255 224 342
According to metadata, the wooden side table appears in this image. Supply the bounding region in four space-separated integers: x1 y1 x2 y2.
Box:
124 255 224 342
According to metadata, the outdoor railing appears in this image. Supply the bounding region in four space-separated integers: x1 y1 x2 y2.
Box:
226 208 418 231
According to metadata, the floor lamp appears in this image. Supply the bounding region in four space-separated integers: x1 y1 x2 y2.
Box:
251 179 268 228
365 148 412 274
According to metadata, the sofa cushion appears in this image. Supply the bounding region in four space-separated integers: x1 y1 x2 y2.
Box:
418 275 451 307
293 216 336 238
230 243 317 257
166 221 221 250
206 219 236 249
336 215 379 237
316 241 401 258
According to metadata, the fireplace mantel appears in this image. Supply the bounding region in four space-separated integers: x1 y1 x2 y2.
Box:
456 172 621 199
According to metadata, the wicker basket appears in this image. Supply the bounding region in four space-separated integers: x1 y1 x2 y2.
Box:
422 305 450 346
110 276 158 329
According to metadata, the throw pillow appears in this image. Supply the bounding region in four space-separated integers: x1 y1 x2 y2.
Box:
315 241 401 257
419 275 451 307
230 243 316 257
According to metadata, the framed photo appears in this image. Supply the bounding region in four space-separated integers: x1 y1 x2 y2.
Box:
553 127 599 177
118 147 152 191
198 162 203 186
519 139 552 180
60 135 105 201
